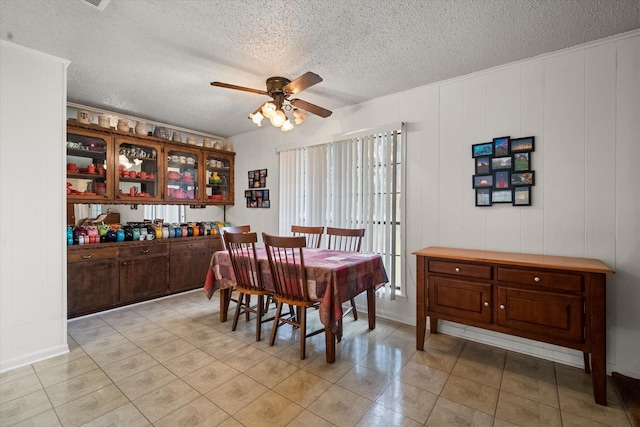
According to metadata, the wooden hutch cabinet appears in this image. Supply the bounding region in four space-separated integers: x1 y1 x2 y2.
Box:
66 119 231 317
66 120 235 205
414 246 614 406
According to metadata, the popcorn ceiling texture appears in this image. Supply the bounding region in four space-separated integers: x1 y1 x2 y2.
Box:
0 0 638 137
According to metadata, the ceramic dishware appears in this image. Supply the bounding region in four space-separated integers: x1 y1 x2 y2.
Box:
117 119 130 132
98 114 110 128
135 121 147 135
77 110 94 124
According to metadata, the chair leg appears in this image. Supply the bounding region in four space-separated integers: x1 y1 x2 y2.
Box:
350 298 358 320
299 306 307 360
256 294 264 342
232 292 244 331
245 294 251 321
270 302 283 346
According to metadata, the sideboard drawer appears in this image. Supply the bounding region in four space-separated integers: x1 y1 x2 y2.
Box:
497 267 583 292
119 242 168 258
428 259 493 280
68 246 118 262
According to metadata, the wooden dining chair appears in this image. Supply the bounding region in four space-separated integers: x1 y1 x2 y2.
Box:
262 232 324 359
291 225 324 249
326 227 366 321
219 225 252 313
220 224 251 248
225 231 273 341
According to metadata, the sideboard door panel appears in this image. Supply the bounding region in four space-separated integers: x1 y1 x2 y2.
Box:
497 287 583 343
429 277 492 324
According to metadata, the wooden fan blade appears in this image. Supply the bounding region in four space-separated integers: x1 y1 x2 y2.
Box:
283 72 322 95
211 81 267 95
290 98 332 118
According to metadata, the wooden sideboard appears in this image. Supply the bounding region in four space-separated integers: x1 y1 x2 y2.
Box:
413 246 614 405
67 235 222 317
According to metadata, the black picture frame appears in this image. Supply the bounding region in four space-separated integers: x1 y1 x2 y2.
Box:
510 136 535 153
511 171 535 186
513 152 530 171
472 142 493 158
473 174 493 188
491 156 512 170
245 189 270 208
248 169 268 188
476 188 492 207
494 170 510 189
493 136 510 157
513 186 531 206
475 156 491 174
492 189 512 203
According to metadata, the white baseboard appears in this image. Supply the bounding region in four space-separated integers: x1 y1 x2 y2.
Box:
0 344 69 374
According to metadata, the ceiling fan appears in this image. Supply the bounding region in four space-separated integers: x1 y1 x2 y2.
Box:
211 71 332 131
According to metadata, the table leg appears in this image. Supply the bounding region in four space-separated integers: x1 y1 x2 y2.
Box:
325 327 336 363
367 288 376 330
219 288 231 322
590 273 607 405
416 255 426 350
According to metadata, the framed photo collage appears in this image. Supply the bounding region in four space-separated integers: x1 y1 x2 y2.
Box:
472 136 535 207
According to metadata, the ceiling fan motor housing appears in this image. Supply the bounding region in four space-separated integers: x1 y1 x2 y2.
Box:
266 77 291 96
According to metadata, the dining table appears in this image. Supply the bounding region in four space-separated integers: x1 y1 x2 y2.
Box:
203 247 389 363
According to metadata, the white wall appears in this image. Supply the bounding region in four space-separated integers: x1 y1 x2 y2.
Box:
0 41 70 372
227 31 640 377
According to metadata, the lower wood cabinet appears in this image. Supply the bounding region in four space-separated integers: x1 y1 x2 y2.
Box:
67 235 222 318
119 242 169 303
169 239 217 293
414 246 614 406
67 246 119 317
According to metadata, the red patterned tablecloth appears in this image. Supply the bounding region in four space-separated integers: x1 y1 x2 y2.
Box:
204 248 388 336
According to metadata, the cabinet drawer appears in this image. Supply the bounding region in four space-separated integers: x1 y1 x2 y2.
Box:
119 242 168 258
428 259 492 280
170 239 210 252
497 267 583 292
68 246 118 262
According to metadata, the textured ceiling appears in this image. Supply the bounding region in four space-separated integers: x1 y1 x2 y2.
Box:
1 0 638 137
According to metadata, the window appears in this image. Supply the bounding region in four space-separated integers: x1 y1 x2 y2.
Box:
279 125 404 298
143 204 185 224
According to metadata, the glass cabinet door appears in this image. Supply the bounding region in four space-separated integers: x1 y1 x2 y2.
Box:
66 130 112 202
166 148 200 202
205 153 232 203
115 138 162 202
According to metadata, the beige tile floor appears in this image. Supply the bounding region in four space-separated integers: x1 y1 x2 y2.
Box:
0 290 631 427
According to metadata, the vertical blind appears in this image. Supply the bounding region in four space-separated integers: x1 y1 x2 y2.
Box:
279 127 403 299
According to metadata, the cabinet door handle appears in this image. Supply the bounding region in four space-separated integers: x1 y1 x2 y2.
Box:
81 253 93 260
534 276 541 282
499 304 506 310
140 248 149 254
483 301 489 307
455 267 461 272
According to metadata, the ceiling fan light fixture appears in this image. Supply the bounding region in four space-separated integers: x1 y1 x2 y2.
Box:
211 72 332 132
281 119 294 132
262 102 276 119
270 109 287 128
293 109 307 125
249 111 264 126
